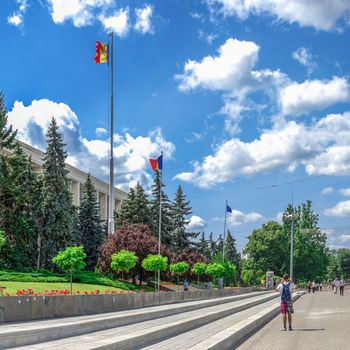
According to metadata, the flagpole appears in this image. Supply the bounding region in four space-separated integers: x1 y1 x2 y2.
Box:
157 151 163 292
223 199 227 262
108 32 115 234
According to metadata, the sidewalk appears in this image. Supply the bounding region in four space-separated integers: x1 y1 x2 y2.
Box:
238 288 350 350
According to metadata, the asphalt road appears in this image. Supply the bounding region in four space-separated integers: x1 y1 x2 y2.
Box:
238 287 350 350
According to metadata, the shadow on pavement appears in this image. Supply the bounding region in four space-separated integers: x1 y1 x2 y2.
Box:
294 328 325 331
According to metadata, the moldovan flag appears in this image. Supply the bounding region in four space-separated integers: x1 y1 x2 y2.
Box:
149 155 163 171
95 41 108 63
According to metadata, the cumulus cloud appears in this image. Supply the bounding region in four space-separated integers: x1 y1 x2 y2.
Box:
340 188 350 196
324 200 350 217
280 77 350 116
7 99 175 191
213 209 263 226
7 0 28 27
99 8 130 37
135 4 154 34
95 127 108 138
292 47 316 76
321 187 334 195
175 112 350 188
205 0 350 31
186 215 207 231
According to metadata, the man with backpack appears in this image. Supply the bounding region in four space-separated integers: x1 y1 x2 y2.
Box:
276 274 296 331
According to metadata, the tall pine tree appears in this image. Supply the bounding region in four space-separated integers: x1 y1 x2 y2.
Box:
224 230 241 282
169 185 193 252
77 174 104 270
40 118 76 269
150 171 172 246
208 232 217 259
0 92 17 150
197 232 210 259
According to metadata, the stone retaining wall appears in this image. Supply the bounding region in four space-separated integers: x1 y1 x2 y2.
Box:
0 287 263 323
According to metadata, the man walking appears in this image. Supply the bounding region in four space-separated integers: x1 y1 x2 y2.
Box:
276 274 295 331
339 279 345 296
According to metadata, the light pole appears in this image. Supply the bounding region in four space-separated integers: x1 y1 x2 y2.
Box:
287 212 298 280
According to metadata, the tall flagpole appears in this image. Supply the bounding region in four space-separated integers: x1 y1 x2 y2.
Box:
157 151 163 292
108 32 115 234
222 199 228 262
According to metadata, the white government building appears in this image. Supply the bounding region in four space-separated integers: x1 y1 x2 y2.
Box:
4 141 127 220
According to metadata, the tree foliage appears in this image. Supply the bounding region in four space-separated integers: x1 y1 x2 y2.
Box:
0 92 17 150
111 250 138 281
206 263 225 280
77 174 103 270
192 262 207 284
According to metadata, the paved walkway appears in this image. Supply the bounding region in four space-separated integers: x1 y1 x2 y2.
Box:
238 288 350 350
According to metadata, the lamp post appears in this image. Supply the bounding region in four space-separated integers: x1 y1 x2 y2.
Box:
287 212 298 281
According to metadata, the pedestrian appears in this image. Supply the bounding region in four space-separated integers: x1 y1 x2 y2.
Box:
183 280 189 291
307 281 311 293
320 282 323 292
339 279 345 296
312 280 316 293
334 278 340 294
276 274 295 331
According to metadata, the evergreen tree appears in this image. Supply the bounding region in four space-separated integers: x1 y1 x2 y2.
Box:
224 230 241 283
150 170 172 246
0 145 39 269
169 185 193 252
77 174 104 270
0 92 17 150
116 183 152 228
209 232 217 259
197 232 210 259
216 234 224 256
40 118 76 269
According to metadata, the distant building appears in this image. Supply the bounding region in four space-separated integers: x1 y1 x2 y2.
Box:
2 141 127 220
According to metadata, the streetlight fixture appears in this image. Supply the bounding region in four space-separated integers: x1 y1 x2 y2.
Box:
287 212 298 281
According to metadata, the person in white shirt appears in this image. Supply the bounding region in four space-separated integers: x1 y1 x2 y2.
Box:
276 274 296 331
334 279 340 294
339 279 345 296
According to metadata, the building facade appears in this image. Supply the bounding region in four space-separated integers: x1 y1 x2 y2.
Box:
3 141 127 220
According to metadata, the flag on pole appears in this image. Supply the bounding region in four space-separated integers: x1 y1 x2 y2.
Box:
226 205 232 213
95 41 108 63
149 155 163 171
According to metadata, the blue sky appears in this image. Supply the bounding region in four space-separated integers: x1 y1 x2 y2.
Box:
2 0 350 251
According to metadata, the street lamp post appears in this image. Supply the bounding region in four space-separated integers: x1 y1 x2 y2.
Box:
287 212 297 281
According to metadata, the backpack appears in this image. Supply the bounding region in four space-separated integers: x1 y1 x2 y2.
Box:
281 282 291 303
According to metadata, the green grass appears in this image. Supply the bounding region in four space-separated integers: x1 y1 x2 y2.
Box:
0 281 122 295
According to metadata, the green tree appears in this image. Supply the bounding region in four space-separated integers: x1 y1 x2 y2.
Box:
142 254 168 291
282 200 329 281
197 232 210 259
52 246 86 294
224 230 241 284
169 186 193 251
40 118 76 269
170 261 189 289
77 174 104 270
0 230 6 250
150 171 172 246
216 234 224 256
206 262 225 285
192 262 207 285
0 92 17 150
242 220 288 282
116 187 136 227
327 249 350 280
222 261 237 286
208 232 217 259
111 250 138 282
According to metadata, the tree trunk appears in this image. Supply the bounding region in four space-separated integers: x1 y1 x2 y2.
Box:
197 275 199 286
70 270 73 295
36 233 41 270
154 271 156 292
177 275 180 292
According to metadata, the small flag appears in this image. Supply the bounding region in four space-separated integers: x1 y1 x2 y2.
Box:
226 205 232 213
149 155 163 171
95 41 108 63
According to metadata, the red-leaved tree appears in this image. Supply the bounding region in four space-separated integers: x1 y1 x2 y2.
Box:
98 224 170 285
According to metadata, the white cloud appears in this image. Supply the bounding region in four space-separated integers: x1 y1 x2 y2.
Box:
340 234 350 242
292 47 316 76
275 212 283 223
205 0 350 31
47 0 113 27
7 0 28 27
340 188 350 196
175 111 350 188
99 8 130 37
228 209 263 226
176 38 260 93
7 99 175 191
95 127 108 137
324 200 350 217
280 77 350 116
322 187 334 195
135 4 154 34
186 215 206 231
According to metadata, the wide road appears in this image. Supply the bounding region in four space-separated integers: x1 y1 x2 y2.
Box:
238 287 350 350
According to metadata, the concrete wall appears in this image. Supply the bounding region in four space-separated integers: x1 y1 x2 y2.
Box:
0 287 262 324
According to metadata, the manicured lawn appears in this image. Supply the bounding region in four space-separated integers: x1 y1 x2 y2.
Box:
0 281 123 295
